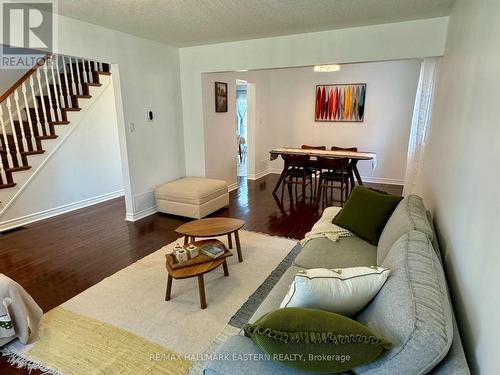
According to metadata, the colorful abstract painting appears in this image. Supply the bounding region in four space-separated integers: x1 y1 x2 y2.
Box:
314 84 366 122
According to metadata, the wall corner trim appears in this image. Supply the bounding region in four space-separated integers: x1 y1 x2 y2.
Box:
125 206 158 222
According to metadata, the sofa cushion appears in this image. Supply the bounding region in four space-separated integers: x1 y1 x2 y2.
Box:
294 237 376 269
377 195 433 265
244 308 390 373
280 267 390 316
333 186 403 245
355 231 453 374
154 177 227 205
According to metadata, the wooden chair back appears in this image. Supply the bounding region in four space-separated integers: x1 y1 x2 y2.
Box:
318 156 349 171
329 146 358 169
331 146 358 152
301 145 326 150
283 154 310 169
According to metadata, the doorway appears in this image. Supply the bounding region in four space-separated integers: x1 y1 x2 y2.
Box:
236 80 248 177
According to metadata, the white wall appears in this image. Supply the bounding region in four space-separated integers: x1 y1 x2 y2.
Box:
0 80 124 223
0 69 26 97
202 74 237 188
180 17 449 178
202 71 272 187
54 15 184 219
202 60 421 186
416 0 500 373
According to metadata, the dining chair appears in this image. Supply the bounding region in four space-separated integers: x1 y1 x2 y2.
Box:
281 154 314 202
316 156 351 208
301 145 326 198
331 146 358 196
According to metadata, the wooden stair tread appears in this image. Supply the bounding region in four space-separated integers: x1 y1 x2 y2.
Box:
95 71 111 75
73 95 91 99
49 121 70 125
5 166 31 172
86 83 102 87
36 135 58 140
64 107 81 112
0 182 16 189
21 150 45 156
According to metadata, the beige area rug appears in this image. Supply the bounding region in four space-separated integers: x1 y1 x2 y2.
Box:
2 230 297 375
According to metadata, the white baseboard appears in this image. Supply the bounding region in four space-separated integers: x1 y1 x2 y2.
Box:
125 206 158 222
247 169 271 181
0 190 124 233
227 182 239 192
360 176 404 185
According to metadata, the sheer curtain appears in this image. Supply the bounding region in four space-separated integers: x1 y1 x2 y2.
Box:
403 58 438 196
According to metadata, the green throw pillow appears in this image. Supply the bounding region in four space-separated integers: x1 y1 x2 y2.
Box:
333 186 402 245
243 307 390 373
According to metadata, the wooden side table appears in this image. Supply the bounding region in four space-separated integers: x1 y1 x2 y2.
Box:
175 218 245 262
165 249 233 309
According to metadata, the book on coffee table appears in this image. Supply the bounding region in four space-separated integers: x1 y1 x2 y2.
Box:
200 244 225 259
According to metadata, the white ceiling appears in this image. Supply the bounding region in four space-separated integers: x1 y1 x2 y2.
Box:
58 0 455 47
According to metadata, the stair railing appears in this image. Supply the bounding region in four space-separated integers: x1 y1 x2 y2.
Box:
0 53 110 188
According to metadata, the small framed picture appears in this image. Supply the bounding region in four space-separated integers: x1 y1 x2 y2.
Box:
215 82 228 112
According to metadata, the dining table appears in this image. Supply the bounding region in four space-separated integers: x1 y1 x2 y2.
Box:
269 147 377 197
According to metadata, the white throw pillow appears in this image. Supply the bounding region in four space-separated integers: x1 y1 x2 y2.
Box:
280 267 390 316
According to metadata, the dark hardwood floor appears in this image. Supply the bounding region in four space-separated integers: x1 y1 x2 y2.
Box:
0 174 401 374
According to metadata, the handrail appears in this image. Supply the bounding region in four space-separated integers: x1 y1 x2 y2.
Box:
0 53 51 104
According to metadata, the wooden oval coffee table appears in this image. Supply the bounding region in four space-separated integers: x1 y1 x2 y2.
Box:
165 246 233 309
175 218 245 262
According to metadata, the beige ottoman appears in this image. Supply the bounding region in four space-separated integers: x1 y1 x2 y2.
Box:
155 177 229 219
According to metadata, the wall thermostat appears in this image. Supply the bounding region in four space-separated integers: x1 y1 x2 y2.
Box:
147 110 154 121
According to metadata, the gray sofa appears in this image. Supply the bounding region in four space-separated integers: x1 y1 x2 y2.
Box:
204 196 470 374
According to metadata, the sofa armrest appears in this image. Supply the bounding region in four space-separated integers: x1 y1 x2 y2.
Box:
428 312 470 375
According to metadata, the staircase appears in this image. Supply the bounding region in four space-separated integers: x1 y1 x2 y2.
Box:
0 54 112 214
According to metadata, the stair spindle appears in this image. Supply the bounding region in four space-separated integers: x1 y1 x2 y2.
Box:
0 148 7 185
43 60 57 122
49 57 63 119
13 89 30 153
54 57 66 108
80 59 88 85
0 103 14 171
61 56 72 107
6 97 23 164
21 82 37 149
28 75 44 138
85 60 92 83
67 57 77 96
0 134 6 183
36 69 50 136
75 58 83 94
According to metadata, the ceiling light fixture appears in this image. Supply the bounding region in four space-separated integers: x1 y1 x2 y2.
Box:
313 64 341 72
236 69 248 72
